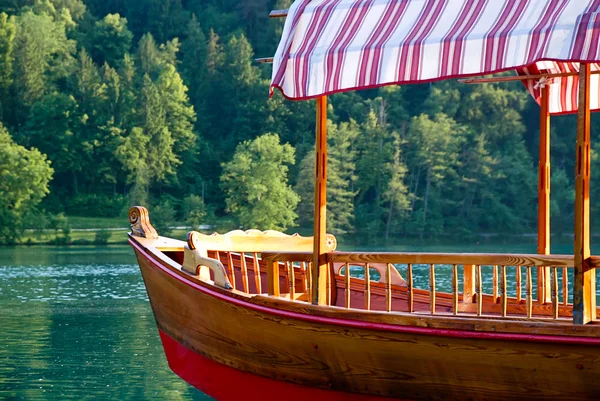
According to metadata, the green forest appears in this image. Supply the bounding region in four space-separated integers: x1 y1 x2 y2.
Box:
0 0 596 245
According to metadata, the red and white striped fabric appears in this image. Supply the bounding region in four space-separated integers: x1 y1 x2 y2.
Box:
270 0 600 114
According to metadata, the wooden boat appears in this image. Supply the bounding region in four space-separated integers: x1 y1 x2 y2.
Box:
129 1 600 400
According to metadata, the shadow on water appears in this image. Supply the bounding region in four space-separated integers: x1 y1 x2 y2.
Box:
0 245 212 401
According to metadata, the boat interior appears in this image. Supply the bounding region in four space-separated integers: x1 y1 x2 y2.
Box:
142 226 600 324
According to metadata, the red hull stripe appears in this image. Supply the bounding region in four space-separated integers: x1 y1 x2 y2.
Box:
130 238 600 345
159 329 396 401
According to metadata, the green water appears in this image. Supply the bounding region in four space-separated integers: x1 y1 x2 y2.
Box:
0 242 586 400
0 246 211 401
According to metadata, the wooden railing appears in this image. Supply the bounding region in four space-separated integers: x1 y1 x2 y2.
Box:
209 250 264 294
260 251 600 321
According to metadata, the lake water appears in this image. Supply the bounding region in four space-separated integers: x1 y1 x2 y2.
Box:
0 245 211 401
0 241 582 400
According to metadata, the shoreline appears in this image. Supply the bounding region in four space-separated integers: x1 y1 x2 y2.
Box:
0 230 580 248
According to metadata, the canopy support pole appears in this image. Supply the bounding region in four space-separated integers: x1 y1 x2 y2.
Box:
573 63 596 324
537 85 551 304
312 96 328 305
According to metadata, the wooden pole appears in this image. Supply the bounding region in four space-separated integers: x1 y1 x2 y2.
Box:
312 96 328 305
573 63 596 324
538 84 551 304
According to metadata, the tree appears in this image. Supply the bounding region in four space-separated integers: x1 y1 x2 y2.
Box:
218 33 266 148
296 120 358 236
0 12 16 119
221 133 299 230
180 14 207 128
182 194 206 228
115 126 150 206
349 106 394 238
0 123 53 242
23 92 82 192
407 113 462 238
326 120 359 235
458 83 536 232
136 32 162 78
452 131 499 233
51 0 87 22
0 12 15 92
90 13 133 66
13 11 75 117
382 131 410 239
156 63 196 155
205 28 223 77
151 198 176 235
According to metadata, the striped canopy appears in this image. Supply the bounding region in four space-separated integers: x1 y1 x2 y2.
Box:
270 0 600 114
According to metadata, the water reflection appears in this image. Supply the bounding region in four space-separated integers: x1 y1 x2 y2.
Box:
0 246 211 401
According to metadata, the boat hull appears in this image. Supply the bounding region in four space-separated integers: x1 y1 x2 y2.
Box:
132 240 600 401
159 329 395 401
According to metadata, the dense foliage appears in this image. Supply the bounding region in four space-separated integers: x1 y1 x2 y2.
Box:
0 122 53 242
0 0 596 242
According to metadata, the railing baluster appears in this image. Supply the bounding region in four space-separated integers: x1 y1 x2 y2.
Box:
253 252 262 294
429 264 436 314
492 265 498 302
463 264 475 303
516 266 522 303
476 265 482 316
526 266 533 318
344 262 351 308
501 265 507 317
288 262 295 299
562 266 568 305
227 252 236 289
301 262 308 293
266 258 280 297
259 251 576 316
552 266 559 319
215 251 224 283
327 262 332 306
452 264 458 315
386 263 392 312
283 260 290 291
364 263 371 311
240 252 249 293
407 263 413 313
307 262 312 301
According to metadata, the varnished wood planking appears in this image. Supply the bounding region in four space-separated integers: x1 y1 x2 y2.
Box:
345 262 351 308
538 84 551 303
333 273 579 318
133 236 600 324
501 266 507 317
476 265 482 316
186 229 336 253
159 245 591 320
131 234 600 336
552 267 559 319
329 252 574 267
133 245 600 401
407 263 413 313
452 264 458 315
312 96 329 305
574 63 596 324
429 264 435 314
266 251 582 268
